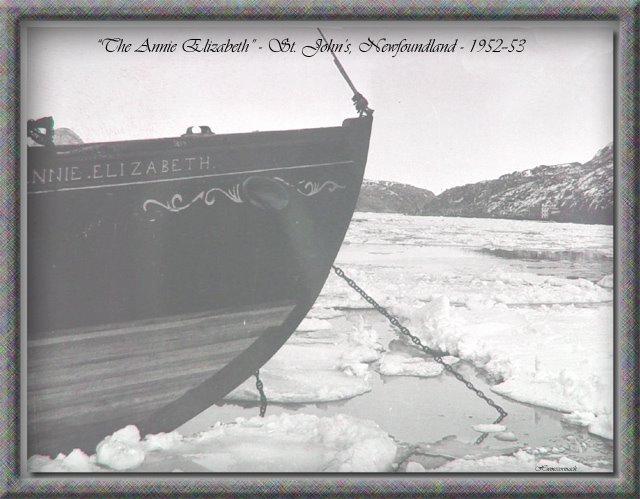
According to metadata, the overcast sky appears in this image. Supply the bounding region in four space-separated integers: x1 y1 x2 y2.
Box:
25 21 614 194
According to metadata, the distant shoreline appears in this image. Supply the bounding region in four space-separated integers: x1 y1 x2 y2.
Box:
353 210 614 227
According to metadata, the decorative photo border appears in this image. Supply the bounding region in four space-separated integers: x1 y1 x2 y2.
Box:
1 1 638 496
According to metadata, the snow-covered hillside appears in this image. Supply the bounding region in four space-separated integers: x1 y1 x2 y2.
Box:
356 179 435 215
424 144 613 225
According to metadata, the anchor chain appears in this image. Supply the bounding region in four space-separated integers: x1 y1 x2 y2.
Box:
331 265 507 444
254 370 268 417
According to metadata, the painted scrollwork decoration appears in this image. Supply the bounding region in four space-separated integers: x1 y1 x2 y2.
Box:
144 177 346 214
295 180 345 196
143 185 243 213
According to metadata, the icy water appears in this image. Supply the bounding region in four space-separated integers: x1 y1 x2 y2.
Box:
178 214 614 472
30 214 614 472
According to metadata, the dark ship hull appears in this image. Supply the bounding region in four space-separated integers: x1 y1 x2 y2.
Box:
27 115 373 456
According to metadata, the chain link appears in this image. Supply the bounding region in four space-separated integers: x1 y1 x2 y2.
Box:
332 265 507 444
254 370 267 417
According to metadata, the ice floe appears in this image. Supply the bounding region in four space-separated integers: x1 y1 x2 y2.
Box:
384 292 613 439
432 450 608 472
597 274 614 288
378 353 443 377
472 424 506 433
29 414 398 473
412 434 519 461
403 436 606 472
306 307 345 320
224 366 372 404
405 461 427 472
225 318 383 404
296 317 332 331
561 411 613 440
27 449 105 473
95 425 145 471
494 431 518 442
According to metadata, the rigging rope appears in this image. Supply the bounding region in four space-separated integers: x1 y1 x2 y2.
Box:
331 265 508 445
317 28 373 117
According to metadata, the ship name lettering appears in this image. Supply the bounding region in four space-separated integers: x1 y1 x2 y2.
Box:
29 156 214 187
106 163 119 178
29 166 82 185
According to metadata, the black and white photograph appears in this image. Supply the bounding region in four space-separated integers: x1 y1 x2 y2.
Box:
23 20 614 473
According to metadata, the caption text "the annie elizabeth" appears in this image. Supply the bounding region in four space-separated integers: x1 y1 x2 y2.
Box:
98 36 527 57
